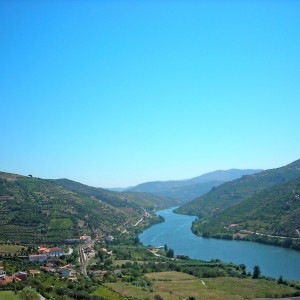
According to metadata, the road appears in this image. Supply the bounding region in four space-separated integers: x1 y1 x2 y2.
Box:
240 230 300 240
78 246 87 276
133 217 143 227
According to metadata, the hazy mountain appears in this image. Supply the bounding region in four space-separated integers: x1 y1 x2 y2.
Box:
126 169 262 202
106 187 131 192
176 159 300 217
188 169 263 183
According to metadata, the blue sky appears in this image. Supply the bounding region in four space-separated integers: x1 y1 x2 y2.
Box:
1 1 300 187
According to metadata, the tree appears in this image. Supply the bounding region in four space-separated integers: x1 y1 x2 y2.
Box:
19 286 39 300
252 265 261 279
166 248 174 258
239 263 246 275
164 244 168 252
278 275 284 284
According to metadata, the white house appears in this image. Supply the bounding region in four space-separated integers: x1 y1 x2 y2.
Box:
105 235 114 242
39 247 65 257
0 268 6 279
29 254 47 262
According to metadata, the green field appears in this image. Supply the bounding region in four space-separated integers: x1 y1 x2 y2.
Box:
0 291 19 300
0 244 27 254
92 286 125 300
107 271 298 300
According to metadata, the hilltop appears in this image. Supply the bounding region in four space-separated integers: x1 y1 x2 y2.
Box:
0 172 161 244
126 169 262 202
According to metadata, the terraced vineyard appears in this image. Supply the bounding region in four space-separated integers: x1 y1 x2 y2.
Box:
0 172 158 243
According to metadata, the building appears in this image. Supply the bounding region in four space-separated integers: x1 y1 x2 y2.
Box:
0 276 14 286
29 270 40 277
0 268 6 279
39 247 65 257
80 235 91 242
228 224 238 229
105 235 114 242
42 266 56 273
61 269 77 278
29 254 47 262
14 272 27 281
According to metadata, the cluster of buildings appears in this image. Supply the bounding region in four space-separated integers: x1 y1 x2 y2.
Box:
29 246 65 262
0 267 41 286
0 233 118 285
41 263 78 281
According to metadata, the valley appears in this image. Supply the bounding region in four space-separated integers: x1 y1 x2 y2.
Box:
1 160 300 299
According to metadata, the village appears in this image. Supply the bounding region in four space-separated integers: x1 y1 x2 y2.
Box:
0 233 121 288
0 210 156 298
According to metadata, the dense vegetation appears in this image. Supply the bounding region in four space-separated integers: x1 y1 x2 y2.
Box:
127 169 261 202
177 159 300 217
191 177 300 249
0 172 160 244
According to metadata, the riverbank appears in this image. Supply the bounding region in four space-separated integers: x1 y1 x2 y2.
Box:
189 219 300 251
139 207 300 281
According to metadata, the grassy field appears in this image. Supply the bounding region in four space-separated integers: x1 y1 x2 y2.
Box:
106 282 152 299
92 286 125 300
0 244 27 254
0 291 19 300
107 271 299 300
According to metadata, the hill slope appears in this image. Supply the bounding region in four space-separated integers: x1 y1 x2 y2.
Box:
177 159 300 217
0 172 158 243
50 178 179 210
127 169 262 202
192 177 300 244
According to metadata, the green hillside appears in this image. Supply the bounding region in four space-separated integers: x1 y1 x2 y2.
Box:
51 178 178 210
191 177 300 249
0 172 158 244
177 159 300 217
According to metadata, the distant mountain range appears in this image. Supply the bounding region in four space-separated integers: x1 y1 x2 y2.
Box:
124 169 263 202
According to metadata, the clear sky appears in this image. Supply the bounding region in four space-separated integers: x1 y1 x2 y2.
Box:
1 1 300 187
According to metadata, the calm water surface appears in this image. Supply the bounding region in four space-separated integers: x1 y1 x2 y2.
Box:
139 207 300 281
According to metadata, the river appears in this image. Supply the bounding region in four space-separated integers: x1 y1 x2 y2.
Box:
139 207 300 281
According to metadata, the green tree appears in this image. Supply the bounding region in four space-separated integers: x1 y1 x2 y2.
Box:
166 248 174 258
19 286 39 300
252 265 261 279
277 275 284 284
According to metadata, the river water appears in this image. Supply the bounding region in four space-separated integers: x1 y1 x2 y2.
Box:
139 207 300 281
